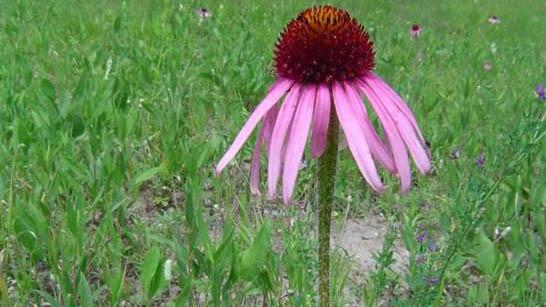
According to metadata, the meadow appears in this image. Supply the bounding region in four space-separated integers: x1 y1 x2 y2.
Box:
1 0 545 305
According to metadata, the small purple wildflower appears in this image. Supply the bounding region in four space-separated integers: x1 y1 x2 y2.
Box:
416 232 427 243
450 147 461 160
483 62 492 71
428 239 437 252
476 152 485 167
536 84 545 100
427 276 440 286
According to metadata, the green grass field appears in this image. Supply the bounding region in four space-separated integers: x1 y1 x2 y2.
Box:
1 0 545 305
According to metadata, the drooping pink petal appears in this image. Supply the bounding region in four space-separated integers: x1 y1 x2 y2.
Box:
282 86 315 203
250 106 279 195
358 82 411 192
332 82 384 192
361 79 432 174
216 79 293 174
365 73 426 143
262 106 279 158
250 134 263 195
311 85 331 158
267 85 301 197
344 82 396 173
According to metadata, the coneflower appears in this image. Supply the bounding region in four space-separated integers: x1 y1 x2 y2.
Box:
409 24 422 38
195 7 212 19
488 15 500 24
215 6 431 305
216 6 431 202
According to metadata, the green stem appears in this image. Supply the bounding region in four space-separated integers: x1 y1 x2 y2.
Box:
318 106 339 307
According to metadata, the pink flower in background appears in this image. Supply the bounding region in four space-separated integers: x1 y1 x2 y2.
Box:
215 6 432 203
488 16 500 24
483 62 492 71
410 24 422 38
196 8 212 19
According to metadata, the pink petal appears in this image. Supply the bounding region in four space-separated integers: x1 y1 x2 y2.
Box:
250 106 279 195
267 85 301 197
215 79 293 174
262 105 279 158
311 85 331 158
282 86 315 203
344 82 396 173
361 79 432 174
358 82 411 192
250 134 263 195
332 82 384 192
365 73 426 143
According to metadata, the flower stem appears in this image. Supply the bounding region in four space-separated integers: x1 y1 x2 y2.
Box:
317 107 339 307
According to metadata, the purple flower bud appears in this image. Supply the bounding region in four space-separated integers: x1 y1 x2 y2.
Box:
476 152 485 167
416 232 427 243
428 276 440 286
450 147 461 160
428 240 437 252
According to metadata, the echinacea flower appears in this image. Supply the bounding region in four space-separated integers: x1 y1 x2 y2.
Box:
409 24 422 38
215 5 432 203
536 84 545 100
195 8 212 19
487 15 500 24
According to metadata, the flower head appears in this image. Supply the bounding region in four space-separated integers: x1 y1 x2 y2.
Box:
416 232 427 243
536 84 545 100
427 276 439 286
488 15 500 24
450 147 461 160
274 6 375 84
476 152 485 167
427 239 437 252
409 24 422 38
196 8 212 19
483 62 492 71
215 5 432 203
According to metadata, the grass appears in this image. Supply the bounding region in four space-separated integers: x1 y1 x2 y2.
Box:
1 0 545 305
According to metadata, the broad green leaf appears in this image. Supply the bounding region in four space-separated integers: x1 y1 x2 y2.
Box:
40 78 56 103
108 267 125 306
475 231 496 275
140 247 165 300
78 272 93 307
238 220 272 281
132 167 161 190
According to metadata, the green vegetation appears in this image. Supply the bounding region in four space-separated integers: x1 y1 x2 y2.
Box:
0 0 545 305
